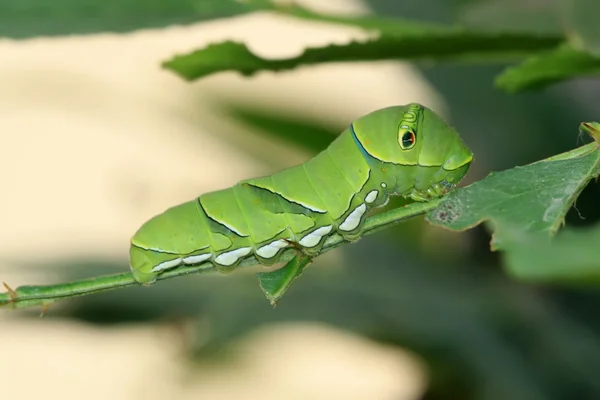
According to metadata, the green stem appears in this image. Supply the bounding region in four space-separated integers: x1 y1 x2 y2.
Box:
0 198 441 310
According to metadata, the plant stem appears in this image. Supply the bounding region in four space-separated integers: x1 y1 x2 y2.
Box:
0 198 441 310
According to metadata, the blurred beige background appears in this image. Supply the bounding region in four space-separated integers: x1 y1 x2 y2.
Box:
0 1 447 398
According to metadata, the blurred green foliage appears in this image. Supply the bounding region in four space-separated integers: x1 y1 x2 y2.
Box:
163 34 561 81
503 223 600 283
496 44 600 93
4 1 600 399
0 0 265 38
159 1 600 93
163 3 565 90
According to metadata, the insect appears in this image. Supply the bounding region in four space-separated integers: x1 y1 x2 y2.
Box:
129 103 474 284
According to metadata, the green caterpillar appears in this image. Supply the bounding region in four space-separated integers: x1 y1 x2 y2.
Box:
129 103 473 284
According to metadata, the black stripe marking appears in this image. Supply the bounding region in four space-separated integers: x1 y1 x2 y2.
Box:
131 243 210 256
245 182 327 214
197 198 249 238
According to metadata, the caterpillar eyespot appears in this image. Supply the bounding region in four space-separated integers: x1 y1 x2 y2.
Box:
129 103 474 284
400 131 416 150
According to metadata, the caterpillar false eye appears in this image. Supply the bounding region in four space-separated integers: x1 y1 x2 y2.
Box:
400 131 416 149
129 103 474 284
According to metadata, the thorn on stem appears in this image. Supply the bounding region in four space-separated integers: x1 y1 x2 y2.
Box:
2 282 18 301
40 304 49 318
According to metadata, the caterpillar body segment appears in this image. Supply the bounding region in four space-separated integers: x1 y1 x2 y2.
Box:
129 104 474 284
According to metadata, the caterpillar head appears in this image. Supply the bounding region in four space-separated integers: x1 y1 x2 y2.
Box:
352 103 473 190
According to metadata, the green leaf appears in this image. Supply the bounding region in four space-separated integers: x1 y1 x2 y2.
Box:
163 2 561 80
0 0 266 39
163 33 560 81
428 138 600 283
495 122 600 283
502 223 600 283
256 254 312 306
426 142 600 251
495 44 600 93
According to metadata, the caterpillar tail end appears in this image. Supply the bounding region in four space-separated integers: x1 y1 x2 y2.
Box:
129 245 159 285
